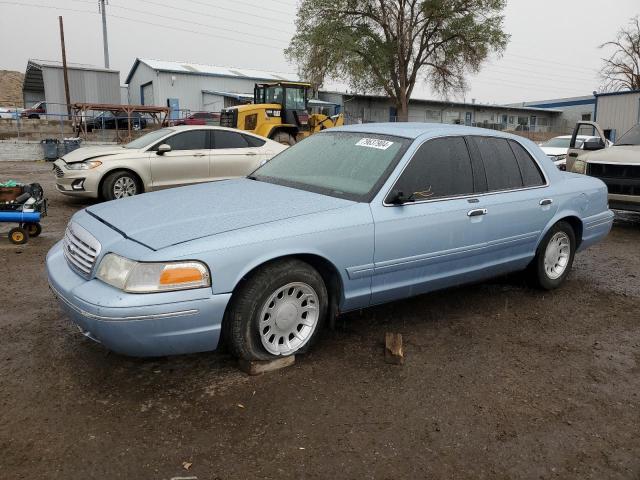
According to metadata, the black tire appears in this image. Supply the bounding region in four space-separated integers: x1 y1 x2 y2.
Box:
223 259 328 361
8 227 28 245
100 170 141 201
28 114 39 119
272 131 296 146
25 223 42 237
528 221 576 290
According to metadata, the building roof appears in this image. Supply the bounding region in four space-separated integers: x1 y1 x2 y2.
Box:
27 59 118 74
504 95 596 109
323 91 562 114
594 89 640 98
126 58 299 84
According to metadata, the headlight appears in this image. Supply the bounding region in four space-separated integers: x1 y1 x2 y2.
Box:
572 160 587 174
554 154 566 161
65 160 103 170
96 253 210 293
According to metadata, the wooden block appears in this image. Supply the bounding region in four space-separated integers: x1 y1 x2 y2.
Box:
385 333 404 365
238 355 295 375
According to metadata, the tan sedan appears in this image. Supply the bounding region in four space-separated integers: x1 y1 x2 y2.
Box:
53 126 287 201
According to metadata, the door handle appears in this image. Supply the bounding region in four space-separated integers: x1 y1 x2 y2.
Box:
467 208 488 217
539 198 553 206
246 151 257 156
193 153 206 157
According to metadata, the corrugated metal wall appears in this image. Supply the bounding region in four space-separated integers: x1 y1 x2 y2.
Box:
42 67 120 116
596 92 640 139
128 64 267 112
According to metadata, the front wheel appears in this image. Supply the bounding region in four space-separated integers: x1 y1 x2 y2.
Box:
528 221 576 290
101 171 141 201
8 227 28 245
224 259 328 361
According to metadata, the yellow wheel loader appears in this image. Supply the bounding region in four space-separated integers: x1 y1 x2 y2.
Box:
219 82 344 145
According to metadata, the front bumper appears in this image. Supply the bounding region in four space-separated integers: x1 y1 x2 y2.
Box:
46 241 231 357
53 160 101 198
608 194 640 213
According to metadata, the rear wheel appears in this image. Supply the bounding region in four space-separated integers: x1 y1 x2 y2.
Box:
22 223 42 237
101 171 141 201
224 259 328 361
528 221 576 290
272 131 296 146
8 227 28 245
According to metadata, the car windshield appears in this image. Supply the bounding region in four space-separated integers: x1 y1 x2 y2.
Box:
251 131 410 201
541 137 583 148
615 125 640 146
124 128 173 149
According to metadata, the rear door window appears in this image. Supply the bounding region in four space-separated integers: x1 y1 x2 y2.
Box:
243 134 266 147
470 137 523 191
509 140 545 187
392 137 474 201
214 130 250 149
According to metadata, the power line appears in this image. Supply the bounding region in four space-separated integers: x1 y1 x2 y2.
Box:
182 0 295 18
127 0 295 35
108 1 290 45
108 12 286 50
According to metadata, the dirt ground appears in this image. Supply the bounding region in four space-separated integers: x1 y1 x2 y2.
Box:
1 161 639 480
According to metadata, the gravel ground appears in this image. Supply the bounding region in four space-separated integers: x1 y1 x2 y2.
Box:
1 161 639 480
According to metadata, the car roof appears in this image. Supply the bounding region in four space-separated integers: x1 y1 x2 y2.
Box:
167 125 273 140
332 122 520 140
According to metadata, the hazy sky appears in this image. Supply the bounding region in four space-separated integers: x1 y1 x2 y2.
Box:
0 0 638 104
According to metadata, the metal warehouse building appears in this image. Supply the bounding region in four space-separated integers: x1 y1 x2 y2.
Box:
22 59 120 117
594 90 640 141
125 58 299 113
319 92 561 130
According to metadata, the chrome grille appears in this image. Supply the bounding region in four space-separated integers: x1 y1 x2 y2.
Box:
63 223 101 277
53 165 64 178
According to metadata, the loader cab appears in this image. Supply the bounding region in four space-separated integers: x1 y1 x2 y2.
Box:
254 82 310 129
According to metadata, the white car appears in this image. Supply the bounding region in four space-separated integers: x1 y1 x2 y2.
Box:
53 126 287 201
540 135 612 170
0 107 19 119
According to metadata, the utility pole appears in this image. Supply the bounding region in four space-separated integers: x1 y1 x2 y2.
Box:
99 0 110 69
58 16 72 119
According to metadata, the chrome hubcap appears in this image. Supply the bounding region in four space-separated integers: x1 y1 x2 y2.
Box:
113 177 137 198
259 282 319 356
544 232 571 280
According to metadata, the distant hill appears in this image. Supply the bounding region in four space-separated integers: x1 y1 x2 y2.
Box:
0 70 24 107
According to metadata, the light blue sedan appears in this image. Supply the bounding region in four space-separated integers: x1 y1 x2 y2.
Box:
46 123 614 359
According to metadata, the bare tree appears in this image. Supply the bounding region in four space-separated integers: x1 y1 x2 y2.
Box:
286 0 508 122
600 16 640 92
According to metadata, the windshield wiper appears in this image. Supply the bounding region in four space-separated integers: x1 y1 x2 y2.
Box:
247 175 259 181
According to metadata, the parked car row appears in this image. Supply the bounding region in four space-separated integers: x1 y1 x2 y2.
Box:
46 123 614 361
539 134 613 170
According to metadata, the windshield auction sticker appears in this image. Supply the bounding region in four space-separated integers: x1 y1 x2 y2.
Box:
355 138 394 150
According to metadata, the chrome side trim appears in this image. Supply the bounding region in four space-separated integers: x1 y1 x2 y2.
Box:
50 284 199 322
382 134 550 207
372 231 539 275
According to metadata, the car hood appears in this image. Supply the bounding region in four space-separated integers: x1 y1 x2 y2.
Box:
540 147 567 156
580 145 640 164
62 145 131 164
85 179 354 250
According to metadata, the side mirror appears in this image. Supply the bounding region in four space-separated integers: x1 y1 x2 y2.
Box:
387 190 413 205
583 139 605 151
156 144 172 155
